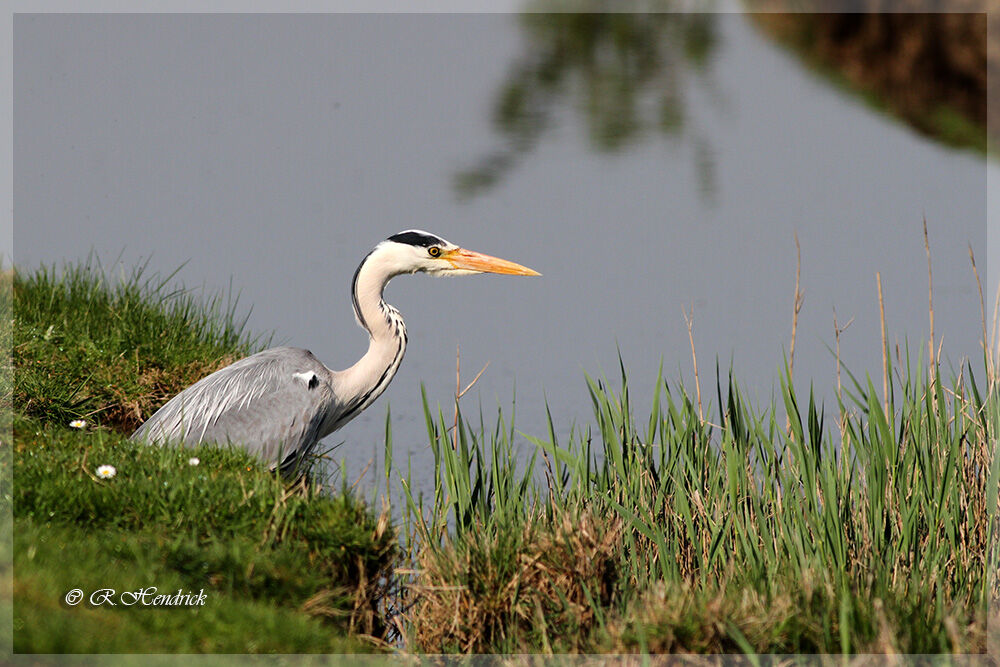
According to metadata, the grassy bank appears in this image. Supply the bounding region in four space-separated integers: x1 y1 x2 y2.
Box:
10 258 998 655
12 262 395 653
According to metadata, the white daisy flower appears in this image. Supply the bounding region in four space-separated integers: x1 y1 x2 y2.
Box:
69 419 86 429
188 457 200 466
96 465 116 479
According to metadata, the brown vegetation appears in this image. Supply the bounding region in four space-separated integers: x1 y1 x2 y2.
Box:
405 510 622 653
749 7 995 149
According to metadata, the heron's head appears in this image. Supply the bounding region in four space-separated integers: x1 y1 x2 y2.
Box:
378 230 540 277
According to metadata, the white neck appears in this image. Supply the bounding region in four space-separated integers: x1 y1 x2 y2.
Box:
326 246 408 434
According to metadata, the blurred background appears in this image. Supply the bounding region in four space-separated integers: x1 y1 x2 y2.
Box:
14 9 992 497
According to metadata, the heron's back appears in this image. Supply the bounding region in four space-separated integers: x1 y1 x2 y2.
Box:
131 347 339 471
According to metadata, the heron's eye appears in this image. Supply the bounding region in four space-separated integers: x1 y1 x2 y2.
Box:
428 246 441 258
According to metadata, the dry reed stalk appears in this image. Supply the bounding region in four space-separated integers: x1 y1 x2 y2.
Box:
968 245 991 382
833 309 854 439
453 345 461 451
539 447 557 513
785 232 804 437
991 285 1000 382
682 303 702 422
789 231 803 379
877 272 889 418
924 217 936 384
350 457 374 493
451 344 490 451
77 447 100 483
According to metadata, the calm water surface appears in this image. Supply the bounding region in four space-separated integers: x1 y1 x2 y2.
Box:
15 13 988 499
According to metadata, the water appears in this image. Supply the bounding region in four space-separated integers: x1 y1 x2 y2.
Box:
14 13 989 500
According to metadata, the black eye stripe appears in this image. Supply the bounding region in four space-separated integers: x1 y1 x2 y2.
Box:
388 231 446 248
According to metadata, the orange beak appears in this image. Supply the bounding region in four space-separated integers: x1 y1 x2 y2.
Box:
444 248 541 276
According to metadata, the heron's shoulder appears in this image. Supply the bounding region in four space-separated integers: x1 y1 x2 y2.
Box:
229 347 326 371
198 347 330 392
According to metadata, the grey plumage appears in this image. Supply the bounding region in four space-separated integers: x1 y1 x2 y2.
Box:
131 347 339 472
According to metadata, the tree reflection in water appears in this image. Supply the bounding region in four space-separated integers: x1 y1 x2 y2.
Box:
454 10 720 201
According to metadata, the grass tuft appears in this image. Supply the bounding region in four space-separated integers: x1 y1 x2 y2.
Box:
14 258 260 433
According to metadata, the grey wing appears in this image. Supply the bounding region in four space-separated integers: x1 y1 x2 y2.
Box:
131 347 338 471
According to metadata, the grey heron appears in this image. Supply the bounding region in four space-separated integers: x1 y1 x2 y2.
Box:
130 230 539 473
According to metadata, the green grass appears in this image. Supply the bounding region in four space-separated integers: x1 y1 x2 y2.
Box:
12 263 395 654
14 258 261 433
399 351 997 653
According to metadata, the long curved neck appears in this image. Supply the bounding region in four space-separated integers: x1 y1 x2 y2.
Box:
333 248 408 429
